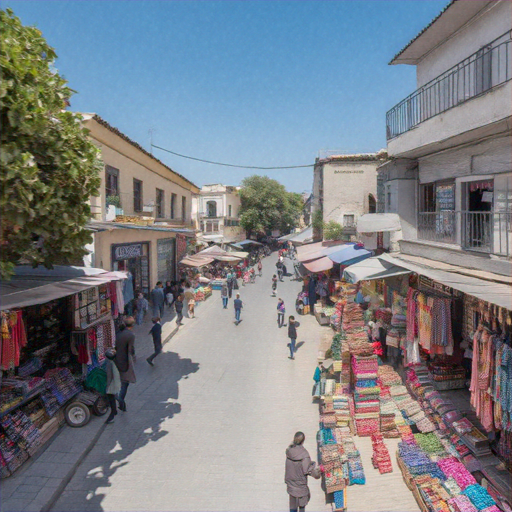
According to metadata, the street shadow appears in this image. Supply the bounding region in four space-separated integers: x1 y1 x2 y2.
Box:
50 350 200 512
295 341 305 351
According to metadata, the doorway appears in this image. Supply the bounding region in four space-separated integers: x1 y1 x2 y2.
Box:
464 180 493 251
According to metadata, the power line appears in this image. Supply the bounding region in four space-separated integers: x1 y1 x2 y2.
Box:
151 143 315 170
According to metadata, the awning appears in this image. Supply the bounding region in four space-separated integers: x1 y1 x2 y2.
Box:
223 251 248 259
289 226 314 245
197 246 227 256
296 241 324 261
278 233 295 241
303 257 334 273
179 256 214 267
0 266 127 311
379 253 512 310
328 244 373 265
235 239 264 246
357 213 401 233
343 257 411 283
214 255 243 262
298 243 347 263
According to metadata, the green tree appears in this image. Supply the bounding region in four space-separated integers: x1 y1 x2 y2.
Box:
323 220 344 241
312 208 323 238
0 9 102 279
239 175 302 237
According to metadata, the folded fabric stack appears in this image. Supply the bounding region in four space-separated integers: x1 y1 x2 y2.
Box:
437 457 476 490
414 433 445 456
352 355 380 436
391 313 407 329
462 484 496 510
324 379 336 397
371 433 393 474
374 308 392 325
332 395 351 429
44 368 81 405
449 495 479 512
0 410 41 451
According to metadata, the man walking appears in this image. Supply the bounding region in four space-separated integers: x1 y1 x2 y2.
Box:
226 270 234 298
272 274 278 297
287 316 300 360
277 298 286 328
221 282 229 309
285 432 321 512
114 316 136 412
150 281 165 318
233 293 243 325
146 316 162 366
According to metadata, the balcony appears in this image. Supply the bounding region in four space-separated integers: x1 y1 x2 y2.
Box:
417 211 511 258
386 33 511 152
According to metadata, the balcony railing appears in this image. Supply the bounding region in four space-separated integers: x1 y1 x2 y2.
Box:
386 33 512 140
417 211 511 257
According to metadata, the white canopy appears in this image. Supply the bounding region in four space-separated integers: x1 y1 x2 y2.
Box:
357 213 401 233
343 256 411 283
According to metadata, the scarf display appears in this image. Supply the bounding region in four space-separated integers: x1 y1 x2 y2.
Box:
0 311 28 371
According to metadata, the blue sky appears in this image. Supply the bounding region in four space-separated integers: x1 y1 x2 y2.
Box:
2 0 447 193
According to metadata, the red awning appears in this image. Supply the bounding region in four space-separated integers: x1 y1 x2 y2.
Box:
303 257 334 273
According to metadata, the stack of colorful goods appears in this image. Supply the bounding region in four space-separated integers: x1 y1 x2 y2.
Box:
352 355 380 436
332 395 352 432
371 433 393 474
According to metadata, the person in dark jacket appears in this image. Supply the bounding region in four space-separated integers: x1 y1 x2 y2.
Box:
174 295 184 325
114 316 136 412
285 432 321 512
233 293 243 325
146 317 162 366
105 348 121 424
287 316 300 359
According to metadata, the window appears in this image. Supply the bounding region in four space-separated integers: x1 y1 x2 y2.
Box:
228 205 232 217
156 188 165 218
105 166 119 198
368 194 376 214
133 179 143 212
206 200 217 217
182 196 187 221
205 220 219 233
343 215 355 227
170 193 177 219
420 183 436 212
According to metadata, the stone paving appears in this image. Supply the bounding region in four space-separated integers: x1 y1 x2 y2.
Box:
2 254 421 512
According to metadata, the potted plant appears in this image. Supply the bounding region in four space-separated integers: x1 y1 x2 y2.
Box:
106 195 123 215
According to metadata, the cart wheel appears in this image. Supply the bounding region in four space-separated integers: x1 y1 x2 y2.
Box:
65 402 91 427
92 396 109 417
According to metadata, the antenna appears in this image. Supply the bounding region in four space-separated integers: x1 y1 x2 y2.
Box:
148 128 155 154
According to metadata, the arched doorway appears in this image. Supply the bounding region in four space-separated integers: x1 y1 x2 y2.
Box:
206 200 217 217
368 194 377 214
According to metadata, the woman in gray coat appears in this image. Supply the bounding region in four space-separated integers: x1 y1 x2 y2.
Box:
285 432 321 512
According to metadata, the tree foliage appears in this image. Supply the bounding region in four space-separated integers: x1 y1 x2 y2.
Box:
312 208 323 238
239 175 303 237
0 9 102 279
323 220 344 241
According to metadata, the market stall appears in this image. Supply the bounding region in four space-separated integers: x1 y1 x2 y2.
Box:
0 267 127 479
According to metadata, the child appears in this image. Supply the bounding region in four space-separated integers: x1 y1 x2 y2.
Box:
312 362 325 398
287 316 300 360
174 295 184 325
277 298 286 328
272 275 278 297
146 317 162 366
105 349 121 424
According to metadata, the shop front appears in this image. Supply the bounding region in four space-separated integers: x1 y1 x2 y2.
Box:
0 267 127 479
111 242 150 296
157 238 176 284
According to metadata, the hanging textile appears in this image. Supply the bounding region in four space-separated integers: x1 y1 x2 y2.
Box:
417 294 432 352
430 298 454 355
0 311 27 371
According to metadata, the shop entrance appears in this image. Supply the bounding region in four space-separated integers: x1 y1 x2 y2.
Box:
464 180 493 251
111 242 150 296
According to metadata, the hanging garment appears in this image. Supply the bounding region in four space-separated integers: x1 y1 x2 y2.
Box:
418 294 432 352
430 298 454 355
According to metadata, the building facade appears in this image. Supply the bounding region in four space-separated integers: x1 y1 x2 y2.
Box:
192 184 245 243
383 0 511 276
83 114 199 294
312 152 388 239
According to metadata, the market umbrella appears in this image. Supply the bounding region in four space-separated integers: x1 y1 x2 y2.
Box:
303 256 334 273
298 243 346 263
180 256 214 267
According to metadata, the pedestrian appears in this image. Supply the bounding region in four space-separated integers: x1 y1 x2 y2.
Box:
285 431 321 512
150 281 165 318
146 317 163 366
221 282 229 309
134 292 149 325
233 293 243 325
287 315 300 359
183 283 195 318
272 274 278 297
104 348 121 424
277 261 284 281
258 260 262 276
312 362 325 398
277 298 286 328
114 316 136 412
227 271 234 298
174 295 184 325
164 281 174 308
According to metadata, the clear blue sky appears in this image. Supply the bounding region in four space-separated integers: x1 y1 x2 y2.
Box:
2 0 447 193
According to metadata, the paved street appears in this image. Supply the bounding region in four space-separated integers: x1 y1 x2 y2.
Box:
51 256 330 512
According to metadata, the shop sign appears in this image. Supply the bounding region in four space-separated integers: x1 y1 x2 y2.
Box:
113 244 143 260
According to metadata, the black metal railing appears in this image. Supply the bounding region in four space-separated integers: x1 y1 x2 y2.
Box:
387 33 512 140
417 210 511 257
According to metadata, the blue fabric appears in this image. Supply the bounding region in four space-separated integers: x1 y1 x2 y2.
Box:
123 273 135 304
289 338 296 357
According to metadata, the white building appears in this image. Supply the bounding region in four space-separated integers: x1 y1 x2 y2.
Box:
192 184 245 243
382 0 511 276
312 152 388 239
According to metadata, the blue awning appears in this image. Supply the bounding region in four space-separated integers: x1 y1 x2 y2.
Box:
328 244 373 265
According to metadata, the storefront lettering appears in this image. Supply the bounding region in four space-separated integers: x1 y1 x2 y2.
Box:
114 244 142 260
334 170 364 174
